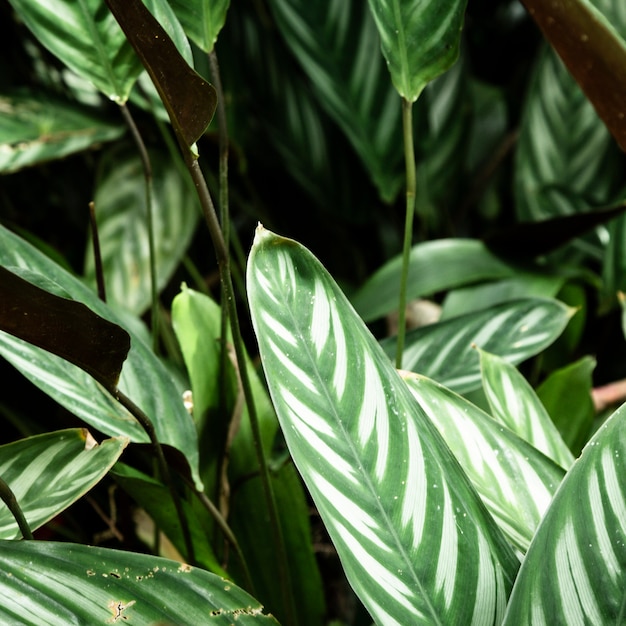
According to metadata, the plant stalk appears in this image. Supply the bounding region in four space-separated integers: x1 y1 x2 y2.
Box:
396 97 417 369
0 476 33 540
88 201 107 302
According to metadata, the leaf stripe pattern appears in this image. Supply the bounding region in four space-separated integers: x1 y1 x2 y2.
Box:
248 226 520 624
502 403 626 624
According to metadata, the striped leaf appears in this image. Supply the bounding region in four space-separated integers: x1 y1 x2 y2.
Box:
0 429 127 539
502 401 626 624
381 298 573 393
367 0 468 102
0 540 278 624
402 373 564 554
247 226 519 625
479 349 575 470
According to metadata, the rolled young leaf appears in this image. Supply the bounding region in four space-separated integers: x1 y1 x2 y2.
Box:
247 225 519 625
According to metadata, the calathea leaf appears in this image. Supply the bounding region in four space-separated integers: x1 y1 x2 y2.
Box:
247 225 519 625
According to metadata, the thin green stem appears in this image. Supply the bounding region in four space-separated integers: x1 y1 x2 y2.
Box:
396 98 417 369
0 476 33 540
120 103 159 352
115 389 196 566
185 155 296 626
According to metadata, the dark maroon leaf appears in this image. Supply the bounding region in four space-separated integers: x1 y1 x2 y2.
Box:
105 0 217 150
522 0 626 152
0 267 130 392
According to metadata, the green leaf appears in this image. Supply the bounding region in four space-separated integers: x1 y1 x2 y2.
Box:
502 401 626 624
0 92 124 173
247 226 519 624
479 349 575 470
402 373 564 554
366 0 468 102
0 540 278 624
267 0 405 202
382 298 573 393
536 356 597 457
0 429 127 539
7 0 142 103
351 239 523 322
0 224 203 491
84 148 200 315
170 0 231 52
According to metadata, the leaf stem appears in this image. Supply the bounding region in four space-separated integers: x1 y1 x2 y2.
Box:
396 97 417 368
0 476 33 540
88 201 107 302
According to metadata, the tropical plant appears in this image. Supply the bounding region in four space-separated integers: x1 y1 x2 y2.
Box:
0 0 626 624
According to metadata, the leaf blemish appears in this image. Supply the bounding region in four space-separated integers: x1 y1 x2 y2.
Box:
107 600 136 623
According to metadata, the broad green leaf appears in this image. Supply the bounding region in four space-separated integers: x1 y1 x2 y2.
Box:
170 0 231 52
402 373 564 553
352 239 523 322
536 356 597 457
381 298 573 393
0 429 127 539
84 148 200 315
267 0 405 202
502 401 626 624
0 93 124 173
0 223 203 490
514 44 622 258
7 0 142 103
479 349 575 470
366 0 468 102
248 226 519 625
0 540 278 624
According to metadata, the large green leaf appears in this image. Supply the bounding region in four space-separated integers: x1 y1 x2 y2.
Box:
381 298 573 393
267 0 405 202
0 429 127 539
0 93 124 174
0 540 278 624
170 0 230 52
248 226 519 624
0 224 202 490
502 401 626 624
84 148 200 315
366 0 468 102
351 239 523 322
402 374 564 554
479 349 575 470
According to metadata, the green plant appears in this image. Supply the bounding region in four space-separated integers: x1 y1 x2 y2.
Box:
1 0 626 624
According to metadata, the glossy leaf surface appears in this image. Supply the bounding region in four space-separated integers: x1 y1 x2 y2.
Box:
367 0 468 102
0 93 124 173
170 0 231 52
502 401 626 624
248 226 519 624
0 540 278 624
84 149 200 315
381 298 573 393
480 349 575 470
402 374 564 553
0 224 202 490
0 429 127 539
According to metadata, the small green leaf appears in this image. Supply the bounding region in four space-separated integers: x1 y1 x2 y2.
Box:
382 298 573 393
0 93 124 173
170 0 231 52
248 225 519 624
0 540 278 624
367 0 468 102
0 429 127 539
502 401 626 624
402 373 564 553
479 349 575 470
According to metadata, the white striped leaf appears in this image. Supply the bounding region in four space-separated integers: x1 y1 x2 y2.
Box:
367 0 468 102
402 373 564 554
381 298 573 393
479 349 575 470
0 429 127 539
0 540 278 624
502 401 626 624
247 226 519 625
